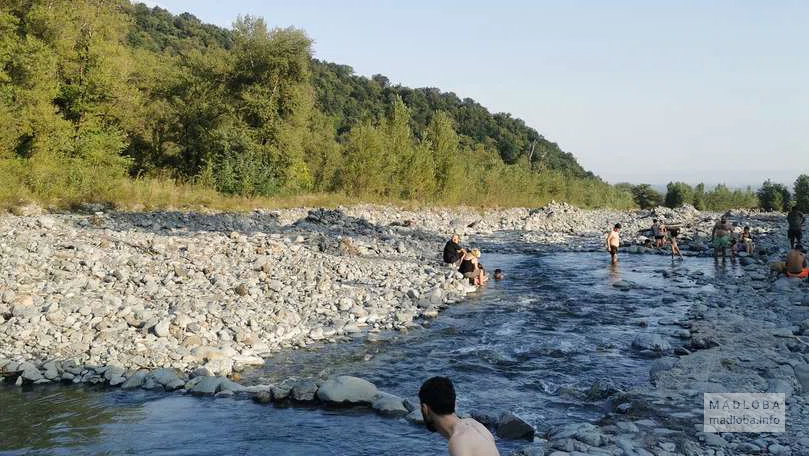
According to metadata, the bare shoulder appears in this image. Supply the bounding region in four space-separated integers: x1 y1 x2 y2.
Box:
448 419 499 456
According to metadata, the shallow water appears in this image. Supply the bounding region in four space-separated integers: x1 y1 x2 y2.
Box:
0 252 742 455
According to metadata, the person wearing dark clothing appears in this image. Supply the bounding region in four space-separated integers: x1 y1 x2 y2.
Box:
788 208 805 249
443 234 464 265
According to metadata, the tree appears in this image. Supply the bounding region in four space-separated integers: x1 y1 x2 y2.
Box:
631 184 661 209
664 181 693 208
757 179 791 212
794 174 809 212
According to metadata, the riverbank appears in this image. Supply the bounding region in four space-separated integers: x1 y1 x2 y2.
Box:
1 203 806 454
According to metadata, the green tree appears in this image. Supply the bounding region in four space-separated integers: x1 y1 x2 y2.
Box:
757 179 791 212
664 181 693 208
426 111 463 199
793 174 809 212
631 184 661 209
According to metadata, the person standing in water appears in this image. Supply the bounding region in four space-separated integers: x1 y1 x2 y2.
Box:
711 217 733 259
419 377 500 456
606 223 621 265
669 227 683 260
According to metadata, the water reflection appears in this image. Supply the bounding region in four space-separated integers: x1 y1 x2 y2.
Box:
0 385 122 453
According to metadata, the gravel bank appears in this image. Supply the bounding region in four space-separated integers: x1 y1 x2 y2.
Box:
2 203 807 454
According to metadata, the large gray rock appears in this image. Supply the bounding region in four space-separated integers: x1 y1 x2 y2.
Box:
316 376 378 404
405 408 424 425
496 412 535 440
121 370 147 389
371 393 409 417
20 363 43 382
149 368 185 391
271 379 296 401
631 333 672 353
291 379 319 402
188 376 224 395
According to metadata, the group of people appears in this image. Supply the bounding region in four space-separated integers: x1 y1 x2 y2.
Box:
605 208 807 281
772 207 807 279
710 217 755 258
443 234 503 286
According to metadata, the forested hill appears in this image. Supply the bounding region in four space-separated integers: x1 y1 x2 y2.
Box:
126 4 591 178
1 1 628 209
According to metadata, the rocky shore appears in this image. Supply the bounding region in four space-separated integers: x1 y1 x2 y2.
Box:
2 203 807 454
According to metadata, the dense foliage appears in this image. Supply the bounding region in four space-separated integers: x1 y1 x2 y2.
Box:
757 180 791 212
793 175 809 213
0 2 800 212
659 181 757 211
0 1 631 209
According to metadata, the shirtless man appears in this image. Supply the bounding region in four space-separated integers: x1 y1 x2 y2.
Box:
785 244 808 279
419 377 500 456
606 223 621 265
711 217 733 259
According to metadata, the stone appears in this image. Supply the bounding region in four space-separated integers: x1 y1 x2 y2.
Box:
188 376 224 395
203 358 234 377
20 363 43 382
405 408 424 425
316 376 378 404
234 283 248 296
271 380 295 401
496 412 535 440
510 443 545 456
768 444 790 455
631 333 671 352
121 370 147 389
252 391 272 404
154 319 171 338
291 379 318 402
371 393 409 417
649 357 679 385
149 368 185 391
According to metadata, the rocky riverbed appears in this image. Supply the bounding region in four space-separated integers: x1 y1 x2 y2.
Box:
2 203 807 455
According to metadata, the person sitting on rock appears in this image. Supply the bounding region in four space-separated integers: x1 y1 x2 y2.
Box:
443 234 465 266
459 248 487 286
771 244 809 279
738 226 754 254
419 376 500 456
711 217 733 259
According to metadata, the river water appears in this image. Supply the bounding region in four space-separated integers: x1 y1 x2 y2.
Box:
0 253 741 455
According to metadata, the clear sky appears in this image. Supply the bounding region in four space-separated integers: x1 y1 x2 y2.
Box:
141 0 808 187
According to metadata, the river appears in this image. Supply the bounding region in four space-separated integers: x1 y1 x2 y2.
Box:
0 252 741 455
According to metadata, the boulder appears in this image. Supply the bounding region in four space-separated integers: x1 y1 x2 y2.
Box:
631 333 671 353
316 376 378 404
291 379 319 402
20 363 43 382
149 368 185 391
121 370 147 389
496 412 535 440
405 408 424 425
188 376 224 395
371 393 409 417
